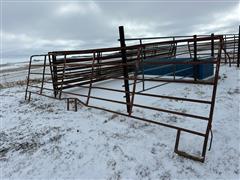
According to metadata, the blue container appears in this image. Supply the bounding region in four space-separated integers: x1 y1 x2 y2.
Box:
197 62 214 79
141 57 213 80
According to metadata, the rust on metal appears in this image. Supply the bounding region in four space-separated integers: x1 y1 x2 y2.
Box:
25 26 239 163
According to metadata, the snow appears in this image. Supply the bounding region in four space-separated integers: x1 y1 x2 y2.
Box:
0 64 239 179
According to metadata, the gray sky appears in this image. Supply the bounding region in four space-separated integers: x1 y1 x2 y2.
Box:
1 0 240 63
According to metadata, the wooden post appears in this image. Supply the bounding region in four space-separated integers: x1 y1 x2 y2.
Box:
119 26 131 113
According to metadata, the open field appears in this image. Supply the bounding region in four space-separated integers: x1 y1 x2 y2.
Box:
0 63 239 179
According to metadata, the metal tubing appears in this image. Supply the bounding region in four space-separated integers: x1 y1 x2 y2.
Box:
174 130 181 153
51 54 58 97
25 56 33 100
87 104 206 137
233 35 235 62
71 84 211 104
193 35 197 81
238 25 240 67
74 98 77 112
224 35 227 64
26 33 225 162
28 91 31 102
40 55 47 94
67 98 69 111
49 35 223 56
133 103 209 121
129 48 141 115
119 26 131 113
86 52 96 105
201 36 222 160
211 33 214 58
58 54 67 99
114 77 214 85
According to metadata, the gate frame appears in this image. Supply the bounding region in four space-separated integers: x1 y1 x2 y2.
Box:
25 29 226 163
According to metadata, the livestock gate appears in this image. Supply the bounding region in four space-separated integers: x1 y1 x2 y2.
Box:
25 26 240 162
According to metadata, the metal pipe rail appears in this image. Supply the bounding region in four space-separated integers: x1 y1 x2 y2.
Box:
25 27 225 162
123 29 239 67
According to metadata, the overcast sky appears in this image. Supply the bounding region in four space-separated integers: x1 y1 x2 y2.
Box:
1 0 240 63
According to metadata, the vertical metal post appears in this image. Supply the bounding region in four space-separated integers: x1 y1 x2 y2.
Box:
52 54 58 97
48 53 56 97
211 33 214 58
67 98 69 111
237 25 240 67
74 98 77 112
201 36 223 161
119 26 131 113
58 54 66 99
193 35 197 81
173 37 176 80
40 55 46 94
174 130 181 153
86 52 96 105
233 35 236 62
129 47 141 116
28 92 31 102
96 52 101 75
25 56 33 100
224 35 227 64
140 39 145 91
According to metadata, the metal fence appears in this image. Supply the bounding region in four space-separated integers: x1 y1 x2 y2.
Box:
25 26 227 162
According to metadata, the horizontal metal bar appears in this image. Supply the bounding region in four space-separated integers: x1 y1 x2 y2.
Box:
28 91 56 99
49 36 223 56
28 85 55 92
87 104 206 137
30 72 52 75
136 92 212 104
30 54 48 58
133 103 209 121
60 87 210 121
60 81 212 105
30 64 50 67
175 149 204 162
114 77 214 85
28 87 207 137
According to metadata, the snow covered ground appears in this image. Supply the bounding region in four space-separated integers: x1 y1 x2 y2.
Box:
0 64 239 179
